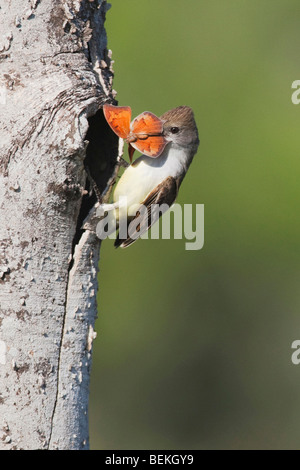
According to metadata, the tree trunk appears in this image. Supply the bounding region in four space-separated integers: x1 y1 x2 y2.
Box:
0 0 117 450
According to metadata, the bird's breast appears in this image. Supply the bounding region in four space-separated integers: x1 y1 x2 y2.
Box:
113 145 190 215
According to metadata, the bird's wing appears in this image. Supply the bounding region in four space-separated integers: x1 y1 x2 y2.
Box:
115 176 179 248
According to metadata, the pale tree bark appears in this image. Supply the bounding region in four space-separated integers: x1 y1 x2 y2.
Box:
0 0 117 449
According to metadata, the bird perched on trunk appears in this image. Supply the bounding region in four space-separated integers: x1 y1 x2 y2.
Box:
100 104 199 248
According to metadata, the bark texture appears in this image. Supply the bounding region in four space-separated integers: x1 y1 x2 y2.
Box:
0 0 117 449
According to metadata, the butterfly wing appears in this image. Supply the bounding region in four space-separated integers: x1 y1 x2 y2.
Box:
131 111 163 135
103 104 131 139
131 111 167 158
131 136 168 158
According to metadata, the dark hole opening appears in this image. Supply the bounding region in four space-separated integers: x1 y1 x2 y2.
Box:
68 108 119 270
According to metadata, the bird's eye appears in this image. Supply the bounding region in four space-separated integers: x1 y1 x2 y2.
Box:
170 127 179 134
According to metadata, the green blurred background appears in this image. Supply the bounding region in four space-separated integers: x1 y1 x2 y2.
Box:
90 0 300 449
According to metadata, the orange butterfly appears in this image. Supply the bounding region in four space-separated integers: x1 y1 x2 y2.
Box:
103 104 168 162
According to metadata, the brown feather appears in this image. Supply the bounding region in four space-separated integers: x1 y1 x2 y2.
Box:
114 176 179 248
